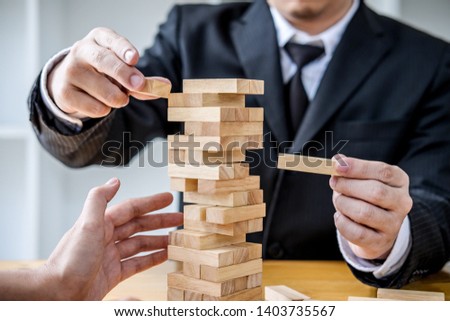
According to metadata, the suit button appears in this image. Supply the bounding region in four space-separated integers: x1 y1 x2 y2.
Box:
268 242 284 259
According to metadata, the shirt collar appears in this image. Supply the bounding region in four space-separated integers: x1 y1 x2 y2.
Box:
270 0 360 55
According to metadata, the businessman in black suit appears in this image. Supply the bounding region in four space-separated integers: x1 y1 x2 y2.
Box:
29 0 450 288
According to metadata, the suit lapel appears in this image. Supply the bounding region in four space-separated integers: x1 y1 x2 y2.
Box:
290 4 394 153
230 0 290 143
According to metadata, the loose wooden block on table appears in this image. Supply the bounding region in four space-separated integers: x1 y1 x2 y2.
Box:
277 153 340 176
202 286 263 301
201 259 263 282
184 190 263 207
184 218 263 236
169 229 246 250
168 242 261 267
168 107 263 122
170 177 198 192
206 203 266 224
377 288 445 301
183 79 264 95
265 285 310 301
168 134 263 151
347 296 394 301
130 77 171 98
185 121 263 137
168 272 246 297
197 176 260 194
169 149 246 165
168 162 249 180
168 93 245 107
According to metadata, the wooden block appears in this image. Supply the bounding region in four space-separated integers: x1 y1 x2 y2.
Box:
183 262 201 279
184 218 247 236
234 276 248 292
277 154 340 176
348 296 395 301
168 134 263 151
197 176 260 194
184 204 208 221
184 290 203 301
130 77 171 98
206 203 266 224
202 286 263 301
168 242 261 267
201 259 263 282
185 121 263 137
168 245 235 267
247 273 263 288
167 287 184 301
170 177 198 192
169 229 246 250
184 190 263 207
265 285 310 301
169 149 246 165
168 93 245 107
168 162 249 180
168 107 263 122
377 288 445 301
247 218 263 233
168 272 237 297
228 242 262 264
183 79 264 95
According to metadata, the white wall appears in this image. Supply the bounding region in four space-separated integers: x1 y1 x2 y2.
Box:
1 0 450 260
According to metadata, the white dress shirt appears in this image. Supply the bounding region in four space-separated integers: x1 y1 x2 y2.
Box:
40 0 411 278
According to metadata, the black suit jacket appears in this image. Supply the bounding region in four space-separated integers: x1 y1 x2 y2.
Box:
29 0 450 288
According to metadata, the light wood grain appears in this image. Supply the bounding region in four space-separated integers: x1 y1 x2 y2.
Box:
130 77 171 98
168 149 246 165
377 288 445 301
278 153 340 176
168 134 263 151
183 79 264 95
168 162 249 180
185 121 263 137
184 190 263 207
168 107 263 122
168 93 246 107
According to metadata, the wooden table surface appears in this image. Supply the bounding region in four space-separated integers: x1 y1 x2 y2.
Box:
1 260 449 301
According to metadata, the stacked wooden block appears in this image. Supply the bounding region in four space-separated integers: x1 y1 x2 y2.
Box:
166 79 265 301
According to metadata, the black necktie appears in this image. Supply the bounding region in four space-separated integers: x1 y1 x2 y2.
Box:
284 43 324 137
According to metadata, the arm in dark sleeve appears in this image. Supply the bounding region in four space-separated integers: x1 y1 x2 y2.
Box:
28 6 183 168
350 45 450 288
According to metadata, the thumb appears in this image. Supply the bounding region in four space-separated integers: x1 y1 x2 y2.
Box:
80 178 121 225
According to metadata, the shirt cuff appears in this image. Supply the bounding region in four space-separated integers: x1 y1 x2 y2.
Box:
40 47 85 132
338 216 412 279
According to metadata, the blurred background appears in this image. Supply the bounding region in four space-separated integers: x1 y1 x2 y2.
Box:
1 0 449 260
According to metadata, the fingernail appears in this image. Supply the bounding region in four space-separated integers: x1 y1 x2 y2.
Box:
334 212 340 220
329 176 337 188
124 49 135 63
130 74 144 89
106 177 118 186
334 155 349 173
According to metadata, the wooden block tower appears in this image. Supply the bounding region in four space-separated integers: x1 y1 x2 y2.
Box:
166 78 265 301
